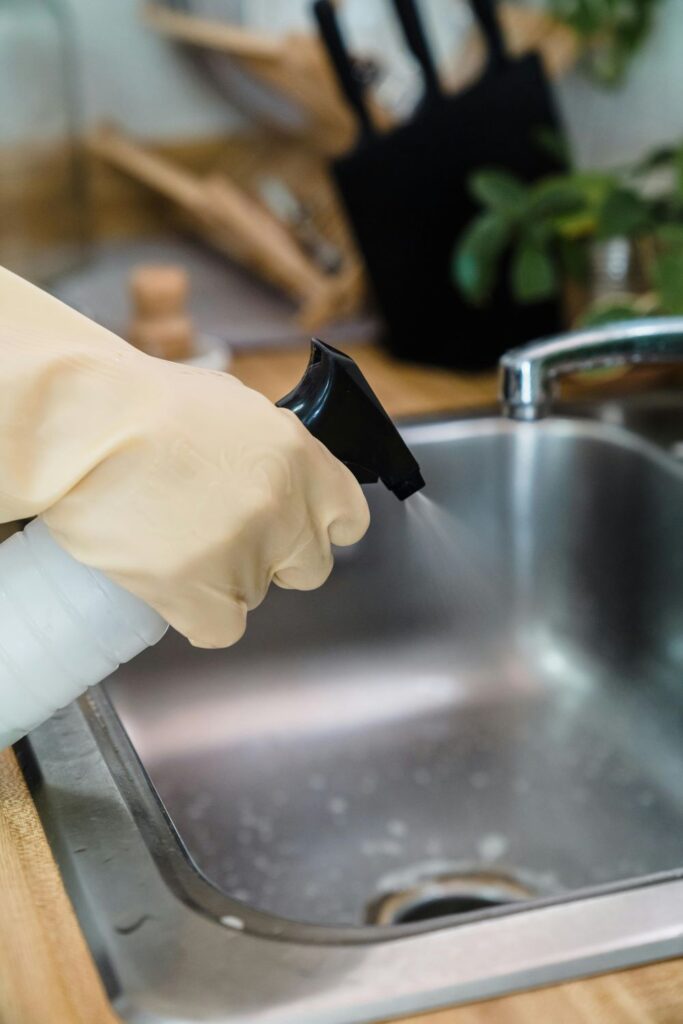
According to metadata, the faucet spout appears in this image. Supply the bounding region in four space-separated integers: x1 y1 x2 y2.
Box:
499 317 683 421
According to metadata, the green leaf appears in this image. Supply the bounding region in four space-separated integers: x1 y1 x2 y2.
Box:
580 301 648 329
654 223 683 246
469 170 528 216
596 186 650 239
651 232 683 311
453 212 510 305
532 126 571 166
551 171 616 238
674 147 683 201
632 145 677 177
558 236 590 284
548 0 663 87
511 237 558 303
527 179 587 222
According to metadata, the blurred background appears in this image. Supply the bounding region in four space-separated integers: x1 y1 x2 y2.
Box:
2 0 682 370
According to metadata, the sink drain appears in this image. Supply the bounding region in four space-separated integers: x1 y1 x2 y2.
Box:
391 891 509 924
367 868 534 926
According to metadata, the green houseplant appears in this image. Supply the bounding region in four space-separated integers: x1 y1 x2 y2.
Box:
545 0 663 86
453 141 683 326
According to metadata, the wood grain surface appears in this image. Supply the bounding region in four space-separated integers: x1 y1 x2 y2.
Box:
234 342 499 416
0 344 681 1024
0 749 119 1024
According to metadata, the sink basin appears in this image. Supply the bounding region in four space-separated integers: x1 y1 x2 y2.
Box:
22 401 683 1023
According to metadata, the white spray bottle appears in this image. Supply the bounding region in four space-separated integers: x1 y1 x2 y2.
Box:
0 340 424 750
0 519 167 749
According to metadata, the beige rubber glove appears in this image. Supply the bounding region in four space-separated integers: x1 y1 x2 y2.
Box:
0 268 370 648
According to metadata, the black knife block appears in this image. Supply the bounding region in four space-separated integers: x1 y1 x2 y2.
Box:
315 1 568 370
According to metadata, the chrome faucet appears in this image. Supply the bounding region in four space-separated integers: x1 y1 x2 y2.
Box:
500 317 683 421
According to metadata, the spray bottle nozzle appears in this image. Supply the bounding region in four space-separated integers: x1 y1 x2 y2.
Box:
277 339 425 500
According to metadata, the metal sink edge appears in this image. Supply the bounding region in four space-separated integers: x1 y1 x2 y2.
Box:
20 693 683 1024
19 407 683 1024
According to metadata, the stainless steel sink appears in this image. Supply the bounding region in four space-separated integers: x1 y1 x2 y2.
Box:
22 398 683 1024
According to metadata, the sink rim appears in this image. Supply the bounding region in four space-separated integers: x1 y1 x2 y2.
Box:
21 690 683 1024
65 684 683 946
99 411 683 944
21 408 683 1022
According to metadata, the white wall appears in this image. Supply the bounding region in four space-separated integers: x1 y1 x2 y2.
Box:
556 0 683 168
59 0 465 136
61 0 239 137
11 0 683 166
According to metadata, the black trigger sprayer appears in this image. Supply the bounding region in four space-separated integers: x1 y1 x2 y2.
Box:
277 339 425 500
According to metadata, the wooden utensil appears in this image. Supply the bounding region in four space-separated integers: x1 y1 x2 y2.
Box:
446 2 579 93
128 264 195 360
141 2 392 155
89 124 356 329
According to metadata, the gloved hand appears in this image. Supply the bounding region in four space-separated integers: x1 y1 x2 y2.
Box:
0 268 370 648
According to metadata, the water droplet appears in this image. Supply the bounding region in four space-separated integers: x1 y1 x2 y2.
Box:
387 819 407 838
361 838 402 857
220 915 245 931
477 833 508 861
186 792 213 821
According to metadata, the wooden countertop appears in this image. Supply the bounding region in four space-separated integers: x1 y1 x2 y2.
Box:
1 342 681 1024
231 342 499 415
